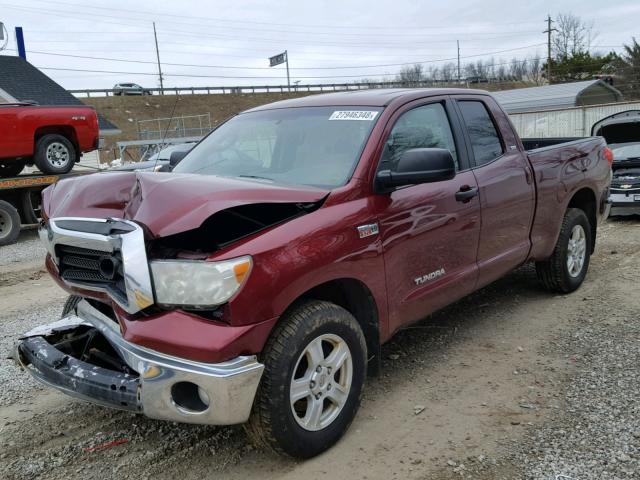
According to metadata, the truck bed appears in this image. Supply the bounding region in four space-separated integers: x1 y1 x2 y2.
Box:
524 136 609 261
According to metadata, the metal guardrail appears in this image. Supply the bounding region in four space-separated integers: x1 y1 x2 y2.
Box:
68 80 477 98
136 113 212 140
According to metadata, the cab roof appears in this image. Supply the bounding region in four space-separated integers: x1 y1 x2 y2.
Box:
245 88 492 112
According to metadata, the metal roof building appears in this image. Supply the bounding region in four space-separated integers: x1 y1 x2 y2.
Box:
492 80 623 114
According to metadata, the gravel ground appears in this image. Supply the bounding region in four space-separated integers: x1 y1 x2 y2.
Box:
0 302 62 406
1 218 639 480
0 231 44 267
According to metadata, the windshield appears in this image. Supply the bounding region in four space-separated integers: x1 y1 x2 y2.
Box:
173 106 382 188
610 143 640 161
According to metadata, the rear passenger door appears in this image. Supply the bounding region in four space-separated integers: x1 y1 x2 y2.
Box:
453 96 535 288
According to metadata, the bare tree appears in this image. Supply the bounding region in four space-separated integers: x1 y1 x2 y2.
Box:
396 64 425 85
441 62 457 82
527 56 544 85
553 13 596 60
509 58 526 80
496 63 507 81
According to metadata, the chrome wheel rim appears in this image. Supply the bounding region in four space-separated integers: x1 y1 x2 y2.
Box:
290 333 353 431
45 142 70 168
0 210 12 240
567 224 586 278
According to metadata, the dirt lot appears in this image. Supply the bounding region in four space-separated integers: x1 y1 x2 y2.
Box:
1 218 639 479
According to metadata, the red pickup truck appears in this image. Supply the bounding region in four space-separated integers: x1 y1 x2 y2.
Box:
15 89 612 458
0 103 100 177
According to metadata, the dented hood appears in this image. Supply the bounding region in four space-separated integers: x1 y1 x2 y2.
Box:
43 172 329 238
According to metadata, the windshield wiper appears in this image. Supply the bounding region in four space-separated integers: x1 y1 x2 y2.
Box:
237 175 275 182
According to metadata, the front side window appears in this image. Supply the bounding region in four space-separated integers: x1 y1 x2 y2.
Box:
457 101 504 166
379 103 458 171
173 106 382 188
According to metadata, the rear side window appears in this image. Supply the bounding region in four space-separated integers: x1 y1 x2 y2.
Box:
380 103 458 171
457 101 504 166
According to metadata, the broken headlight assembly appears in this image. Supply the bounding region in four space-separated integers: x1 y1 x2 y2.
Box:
150 256 252 308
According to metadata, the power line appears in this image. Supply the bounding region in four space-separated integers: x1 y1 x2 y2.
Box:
19 0 544 33
12 43 547 71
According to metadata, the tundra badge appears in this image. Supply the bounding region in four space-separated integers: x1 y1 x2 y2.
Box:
414 268 445 285
357 223 379 238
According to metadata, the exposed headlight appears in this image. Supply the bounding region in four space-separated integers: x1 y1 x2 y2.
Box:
150 256 252 307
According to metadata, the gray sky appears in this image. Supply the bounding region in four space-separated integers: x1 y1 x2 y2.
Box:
0 0 638 90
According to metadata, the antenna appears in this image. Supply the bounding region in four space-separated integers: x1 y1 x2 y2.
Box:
152 93 180 172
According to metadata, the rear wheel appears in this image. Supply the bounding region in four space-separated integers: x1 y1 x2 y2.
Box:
0 159 26 178
246 300 367 458
33 134 76 174
0 199 21 246
536 208 591 293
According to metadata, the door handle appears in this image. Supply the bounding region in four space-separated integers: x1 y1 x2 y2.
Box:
455 185 478 203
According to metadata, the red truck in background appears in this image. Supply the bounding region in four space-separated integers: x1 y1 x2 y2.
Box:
0 103 100 177
15 89 612 459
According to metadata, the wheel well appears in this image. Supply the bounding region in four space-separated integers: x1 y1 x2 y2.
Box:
34 126 79 155
285 278 381 376
568 187 597 253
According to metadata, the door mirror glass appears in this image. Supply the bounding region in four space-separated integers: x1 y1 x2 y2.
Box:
376 148 456 191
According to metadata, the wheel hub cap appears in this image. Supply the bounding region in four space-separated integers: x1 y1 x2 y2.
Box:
290 333 353 431
567 224 586 278
46 142 70 168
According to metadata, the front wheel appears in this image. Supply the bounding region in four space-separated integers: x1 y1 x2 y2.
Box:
536 208 591 293
246 300 367 458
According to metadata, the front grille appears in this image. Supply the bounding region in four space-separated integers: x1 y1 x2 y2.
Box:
57 245 126 300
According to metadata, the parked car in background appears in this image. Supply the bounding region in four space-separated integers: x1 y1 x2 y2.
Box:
111 143 196 172
113 83 152 96
16 89 612 458
592 110 640 215
0 102 100 176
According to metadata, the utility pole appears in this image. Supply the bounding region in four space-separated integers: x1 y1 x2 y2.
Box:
285 50 291 92
153 22 164 94
457 40 461 83
543 15 557 85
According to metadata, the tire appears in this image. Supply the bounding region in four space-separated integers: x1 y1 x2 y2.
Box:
0 159 26 178
33 134 77 175
61 295 83 317
33 134 76 174
536 208 591 293
246 300 367 458
0 199 21 246
20 188 42 224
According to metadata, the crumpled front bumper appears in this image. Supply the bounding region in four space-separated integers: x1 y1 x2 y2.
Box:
15 300 264 425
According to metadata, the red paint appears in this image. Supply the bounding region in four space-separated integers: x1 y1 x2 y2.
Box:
41 89 611 363
0 104 99 162
84 438 129 453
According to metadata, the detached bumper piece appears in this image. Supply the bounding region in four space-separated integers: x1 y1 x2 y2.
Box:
18 336 140 411
16 300 264 425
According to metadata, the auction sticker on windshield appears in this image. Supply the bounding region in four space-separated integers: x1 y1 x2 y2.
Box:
329 111 379 121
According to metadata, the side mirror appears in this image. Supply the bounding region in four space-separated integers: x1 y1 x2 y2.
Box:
376 148 456 191
169 150 189 169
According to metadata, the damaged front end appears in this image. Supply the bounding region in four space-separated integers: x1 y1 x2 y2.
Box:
20 173 329 422
15 299 264 424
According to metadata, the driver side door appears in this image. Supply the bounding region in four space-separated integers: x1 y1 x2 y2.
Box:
371 98 481 335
